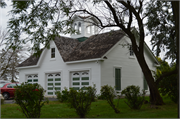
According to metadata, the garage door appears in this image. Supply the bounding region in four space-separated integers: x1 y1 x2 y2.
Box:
46 73 61 96
71 71 90 90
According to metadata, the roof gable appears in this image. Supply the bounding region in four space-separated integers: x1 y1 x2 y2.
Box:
17 30 125 67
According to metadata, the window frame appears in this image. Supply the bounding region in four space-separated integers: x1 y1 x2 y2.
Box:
78 22 81 34
113 66 122 91
114 67 121 91
51 48 55 58
26 74 39 84
46 73 61 96
129 45 134 56
71 71 90 90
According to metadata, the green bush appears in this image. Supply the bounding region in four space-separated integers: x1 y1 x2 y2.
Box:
86 84 97 102
14 82 49 118
55 87 69 103
100 85 120 113
155 58 178 103
97 94 106 100
158 74 178 103
67 86 96 118
121 85 146 110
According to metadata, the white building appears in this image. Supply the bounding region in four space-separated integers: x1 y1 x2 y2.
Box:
17 16 159 96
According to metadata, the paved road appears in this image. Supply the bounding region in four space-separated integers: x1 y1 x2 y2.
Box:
4 98 58 104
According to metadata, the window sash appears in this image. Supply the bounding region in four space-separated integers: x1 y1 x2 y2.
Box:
71 71 90 90
143 75 148 90
129 45 134 56
51 48 55 58
115 68 121 90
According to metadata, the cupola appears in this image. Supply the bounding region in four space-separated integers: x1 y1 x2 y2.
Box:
71 15 99 42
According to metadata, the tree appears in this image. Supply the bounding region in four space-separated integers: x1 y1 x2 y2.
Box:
154 57 178 103
6 0 164 105
0 27 30 82
146 1 176 61
145 0 179 108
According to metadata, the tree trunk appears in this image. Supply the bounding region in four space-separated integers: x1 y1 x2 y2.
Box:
171 1 179 118
135 51 164 105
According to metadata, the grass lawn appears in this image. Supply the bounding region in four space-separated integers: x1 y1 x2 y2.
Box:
1 96 178 118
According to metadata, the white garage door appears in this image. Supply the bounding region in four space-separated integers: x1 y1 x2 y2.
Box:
71 71 90 90
46 73 61 96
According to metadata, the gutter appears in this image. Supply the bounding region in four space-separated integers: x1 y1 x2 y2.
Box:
66 58 103 64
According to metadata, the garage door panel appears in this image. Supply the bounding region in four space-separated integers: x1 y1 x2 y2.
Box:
46 73 61 96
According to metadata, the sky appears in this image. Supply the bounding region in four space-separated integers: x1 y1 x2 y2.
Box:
0 0 170 63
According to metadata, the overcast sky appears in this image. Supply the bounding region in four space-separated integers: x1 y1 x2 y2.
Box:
0 1 169 63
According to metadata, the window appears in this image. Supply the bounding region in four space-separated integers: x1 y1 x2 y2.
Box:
115 68 121 90
47 73 61 96
74 23 77 34
51 48 55 58
87 26 91 34
129 45 134 56
92 25 95 34
143 75 148 90
78 22 81 34
71 71 90 90
7 84 20 88
27 74 38 84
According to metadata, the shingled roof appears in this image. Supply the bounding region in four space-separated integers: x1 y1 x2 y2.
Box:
17 53 41 67
18 30 125 67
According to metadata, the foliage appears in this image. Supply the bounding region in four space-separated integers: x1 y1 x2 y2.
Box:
154 58 178 103
85 84 97 102
6 0 164 105
14 82 49 118
145 0 176 62
67 86 96 118
100 85 120 113
0 27 30 81
1 96 178 118
121 85 146 110
55 87 69 103
97 94 106 100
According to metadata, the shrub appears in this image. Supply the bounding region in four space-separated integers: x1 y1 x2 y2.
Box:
55 87 69 103
158 74 178 103
14 82 49 118
86 84 97 102
121 85 146 110
67 86 96 118
100 85 120 113
97 94 106 100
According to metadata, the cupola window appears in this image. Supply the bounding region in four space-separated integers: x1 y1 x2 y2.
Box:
92 25 95 34
87 26 91 34
74 23 77 34
78 22 81 34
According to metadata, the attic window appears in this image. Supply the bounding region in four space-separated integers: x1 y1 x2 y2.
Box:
129 45 134 56
51 48 55 58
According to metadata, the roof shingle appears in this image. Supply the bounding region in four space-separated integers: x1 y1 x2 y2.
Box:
17 30 125 67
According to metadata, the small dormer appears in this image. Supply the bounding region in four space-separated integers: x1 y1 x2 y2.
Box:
71 15 99 42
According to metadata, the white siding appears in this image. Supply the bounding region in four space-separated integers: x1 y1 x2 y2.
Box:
101 36 157 94
18 40 101 96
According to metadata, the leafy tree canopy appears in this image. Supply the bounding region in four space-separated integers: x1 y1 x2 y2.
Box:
145 0 176 62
